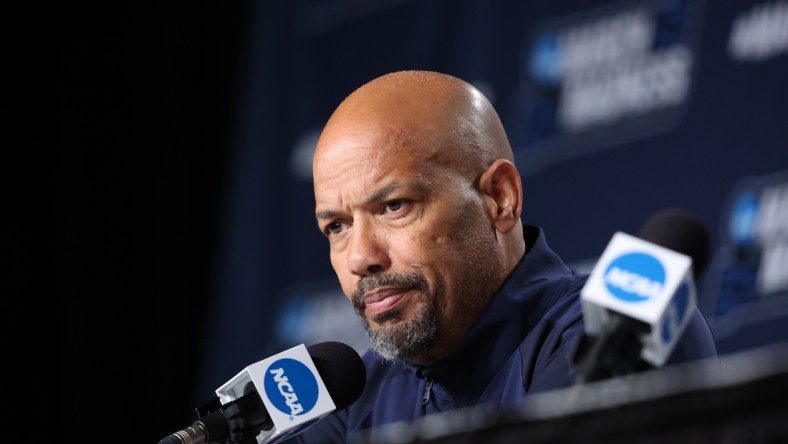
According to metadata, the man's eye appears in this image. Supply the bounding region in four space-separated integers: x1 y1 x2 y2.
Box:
325 221 345 236
385 200 404 213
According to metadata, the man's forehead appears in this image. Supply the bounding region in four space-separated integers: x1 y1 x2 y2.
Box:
314 139 394 186
314 119 438 173
315 143 430 189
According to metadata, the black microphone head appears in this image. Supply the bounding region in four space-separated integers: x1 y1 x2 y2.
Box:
637 208 712 280
307 341 366 410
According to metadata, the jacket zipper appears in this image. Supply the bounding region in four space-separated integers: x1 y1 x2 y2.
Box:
422 379 434 405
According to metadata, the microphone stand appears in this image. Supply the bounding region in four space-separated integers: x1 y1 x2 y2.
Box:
159 387 273 444
572 315 655 384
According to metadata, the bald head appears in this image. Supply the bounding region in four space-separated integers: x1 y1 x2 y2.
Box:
312 71 526 364
315 70 514 181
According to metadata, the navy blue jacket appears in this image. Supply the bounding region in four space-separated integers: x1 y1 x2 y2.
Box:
290 225 718 443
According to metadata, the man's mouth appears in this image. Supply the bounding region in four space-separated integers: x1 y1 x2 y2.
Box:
363 288 411 317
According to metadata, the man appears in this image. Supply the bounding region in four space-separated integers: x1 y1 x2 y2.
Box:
295 70 717 443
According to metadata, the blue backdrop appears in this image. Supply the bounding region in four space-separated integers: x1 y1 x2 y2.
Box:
194 0 788 406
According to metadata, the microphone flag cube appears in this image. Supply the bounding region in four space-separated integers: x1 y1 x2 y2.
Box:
581 232 697 366
215 343 336 443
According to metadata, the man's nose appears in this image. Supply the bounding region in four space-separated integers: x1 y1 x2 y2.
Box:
347 220 390 277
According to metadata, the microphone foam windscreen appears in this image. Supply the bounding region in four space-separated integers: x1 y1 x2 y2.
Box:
307 341 366 410
637 208 712 280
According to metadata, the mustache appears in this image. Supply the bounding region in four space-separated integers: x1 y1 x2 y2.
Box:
351 272 428 310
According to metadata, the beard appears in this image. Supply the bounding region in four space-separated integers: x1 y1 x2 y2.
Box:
352 272 437 361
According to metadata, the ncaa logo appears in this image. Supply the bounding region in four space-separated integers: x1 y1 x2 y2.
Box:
604 252 666 302
264 358 319 419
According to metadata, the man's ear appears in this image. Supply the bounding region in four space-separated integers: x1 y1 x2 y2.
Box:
479 159 523 234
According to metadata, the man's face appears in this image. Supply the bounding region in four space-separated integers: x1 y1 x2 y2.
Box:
313 119 504 364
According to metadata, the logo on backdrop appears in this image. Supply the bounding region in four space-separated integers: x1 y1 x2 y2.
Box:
511 0 705 174
604 252 666 302
728 1 788 63
712 169 788 317
264 358 320 418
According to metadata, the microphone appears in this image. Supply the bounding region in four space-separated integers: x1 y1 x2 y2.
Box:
636 208 711 280
572 209 712 383
159 341 366 444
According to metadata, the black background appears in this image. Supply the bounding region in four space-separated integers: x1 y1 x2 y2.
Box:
56 3 251 442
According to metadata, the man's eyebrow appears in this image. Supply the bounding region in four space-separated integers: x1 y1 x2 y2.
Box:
315 209 339 221
315 182 407 221
366 182 404 204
